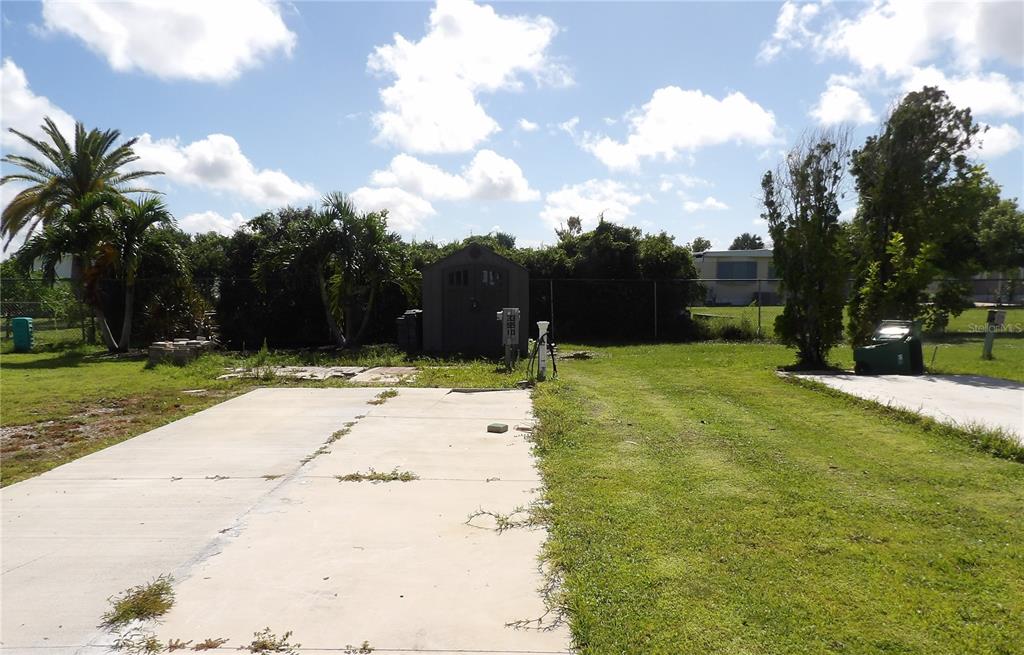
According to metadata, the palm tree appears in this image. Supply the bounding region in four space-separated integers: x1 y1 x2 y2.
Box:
322 193 418 346
3 118 162 349
16 190 123 349
1 117 162 246
110 197 173 351
253 205 350 347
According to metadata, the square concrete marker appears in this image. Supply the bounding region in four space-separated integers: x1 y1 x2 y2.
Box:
488 422 509 433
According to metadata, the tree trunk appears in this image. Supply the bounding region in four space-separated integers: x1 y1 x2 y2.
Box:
118 281 135 352
93 304 118 352
317 271 346 347
352 285 377 347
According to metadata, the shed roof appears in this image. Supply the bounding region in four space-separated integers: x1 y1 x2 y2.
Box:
422 243 527 272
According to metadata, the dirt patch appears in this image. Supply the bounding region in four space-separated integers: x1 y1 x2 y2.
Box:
1 390 241 486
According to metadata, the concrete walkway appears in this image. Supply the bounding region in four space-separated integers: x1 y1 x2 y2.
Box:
1 388 569 654
793 373 1024 442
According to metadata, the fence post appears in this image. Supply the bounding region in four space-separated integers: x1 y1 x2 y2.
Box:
757 278 762 337
549 279 555 343
653 280 658 340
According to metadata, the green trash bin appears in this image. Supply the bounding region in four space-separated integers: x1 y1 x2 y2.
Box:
854 320 924 375
12 316 34 353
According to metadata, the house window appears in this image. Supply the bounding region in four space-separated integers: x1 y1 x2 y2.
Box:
717 261 757 280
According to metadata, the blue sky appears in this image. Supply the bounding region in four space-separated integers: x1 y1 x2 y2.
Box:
2 0 1022 252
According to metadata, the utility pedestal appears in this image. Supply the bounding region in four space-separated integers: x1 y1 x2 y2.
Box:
982 309 1006 360
537 321 550 381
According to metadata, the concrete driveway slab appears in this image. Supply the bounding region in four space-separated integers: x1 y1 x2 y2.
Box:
305 416 541 481
792 373 1023 441
1 388 569 654
152 479 561 652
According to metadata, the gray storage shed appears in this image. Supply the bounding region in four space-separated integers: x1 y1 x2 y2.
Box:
422 243 529 356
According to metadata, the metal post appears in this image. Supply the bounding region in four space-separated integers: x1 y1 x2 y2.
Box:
982 324 996 360
653 280 658 340
757 278 762 337
549 279 555 343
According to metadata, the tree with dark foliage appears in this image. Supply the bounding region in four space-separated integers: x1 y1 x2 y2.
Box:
762 130 849 368
846 86 996 341
728 233 765 250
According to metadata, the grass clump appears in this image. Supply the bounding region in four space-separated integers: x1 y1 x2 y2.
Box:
336 467 418 483
465 506 538 533
367 388 398 405
243 627 299 654
101 575 174 628
345 642 374 654
111 630 163 654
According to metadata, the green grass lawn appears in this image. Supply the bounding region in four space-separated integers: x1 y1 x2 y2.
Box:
692 306 1023 339
0 344 525 485
690 306 1024 382
534 343 1024 654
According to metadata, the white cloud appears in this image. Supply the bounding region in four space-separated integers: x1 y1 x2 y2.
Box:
40 0 295 82
658 173 711 193
820 1 1024 76
682 196 728 213
764 1 1023 75
809 83 877 125
133 133 318 208
583 87 778 171
901 67 1024 117
539 179 649 229
758 0 822 63
971 123 1023 159
518 118 539 132
178 210 247 235
349 186 436 233
0 58 76 153
370 150 538 202
557 116 580 137
368 0 569 153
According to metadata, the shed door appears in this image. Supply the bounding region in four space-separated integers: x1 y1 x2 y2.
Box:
442 264 509 355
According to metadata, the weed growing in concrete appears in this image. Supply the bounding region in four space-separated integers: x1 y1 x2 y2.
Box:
101 575 174 628
261 474 283 481
367 388 398 405
505 558 569 634
191 637 229 650
111 629 163 654
465 506 537 533
243 627 300 654
300 445 331 465
166 638 192 651
336 467 418 483
205 475 229 481
327 423 355 444
344 642 374 654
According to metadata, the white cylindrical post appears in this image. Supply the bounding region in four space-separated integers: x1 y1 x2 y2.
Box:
537 321 550 381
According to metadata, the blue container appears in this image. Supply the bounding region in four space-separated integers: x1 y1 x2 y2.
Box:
12 317 33 352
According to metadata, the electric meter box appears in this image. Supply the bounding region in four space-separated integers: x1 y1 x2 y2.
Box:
498 308 521 346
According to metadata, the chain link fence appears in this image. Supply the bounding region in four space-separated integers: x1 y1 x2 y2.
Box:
1 274 1018 349
1 278 94 348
